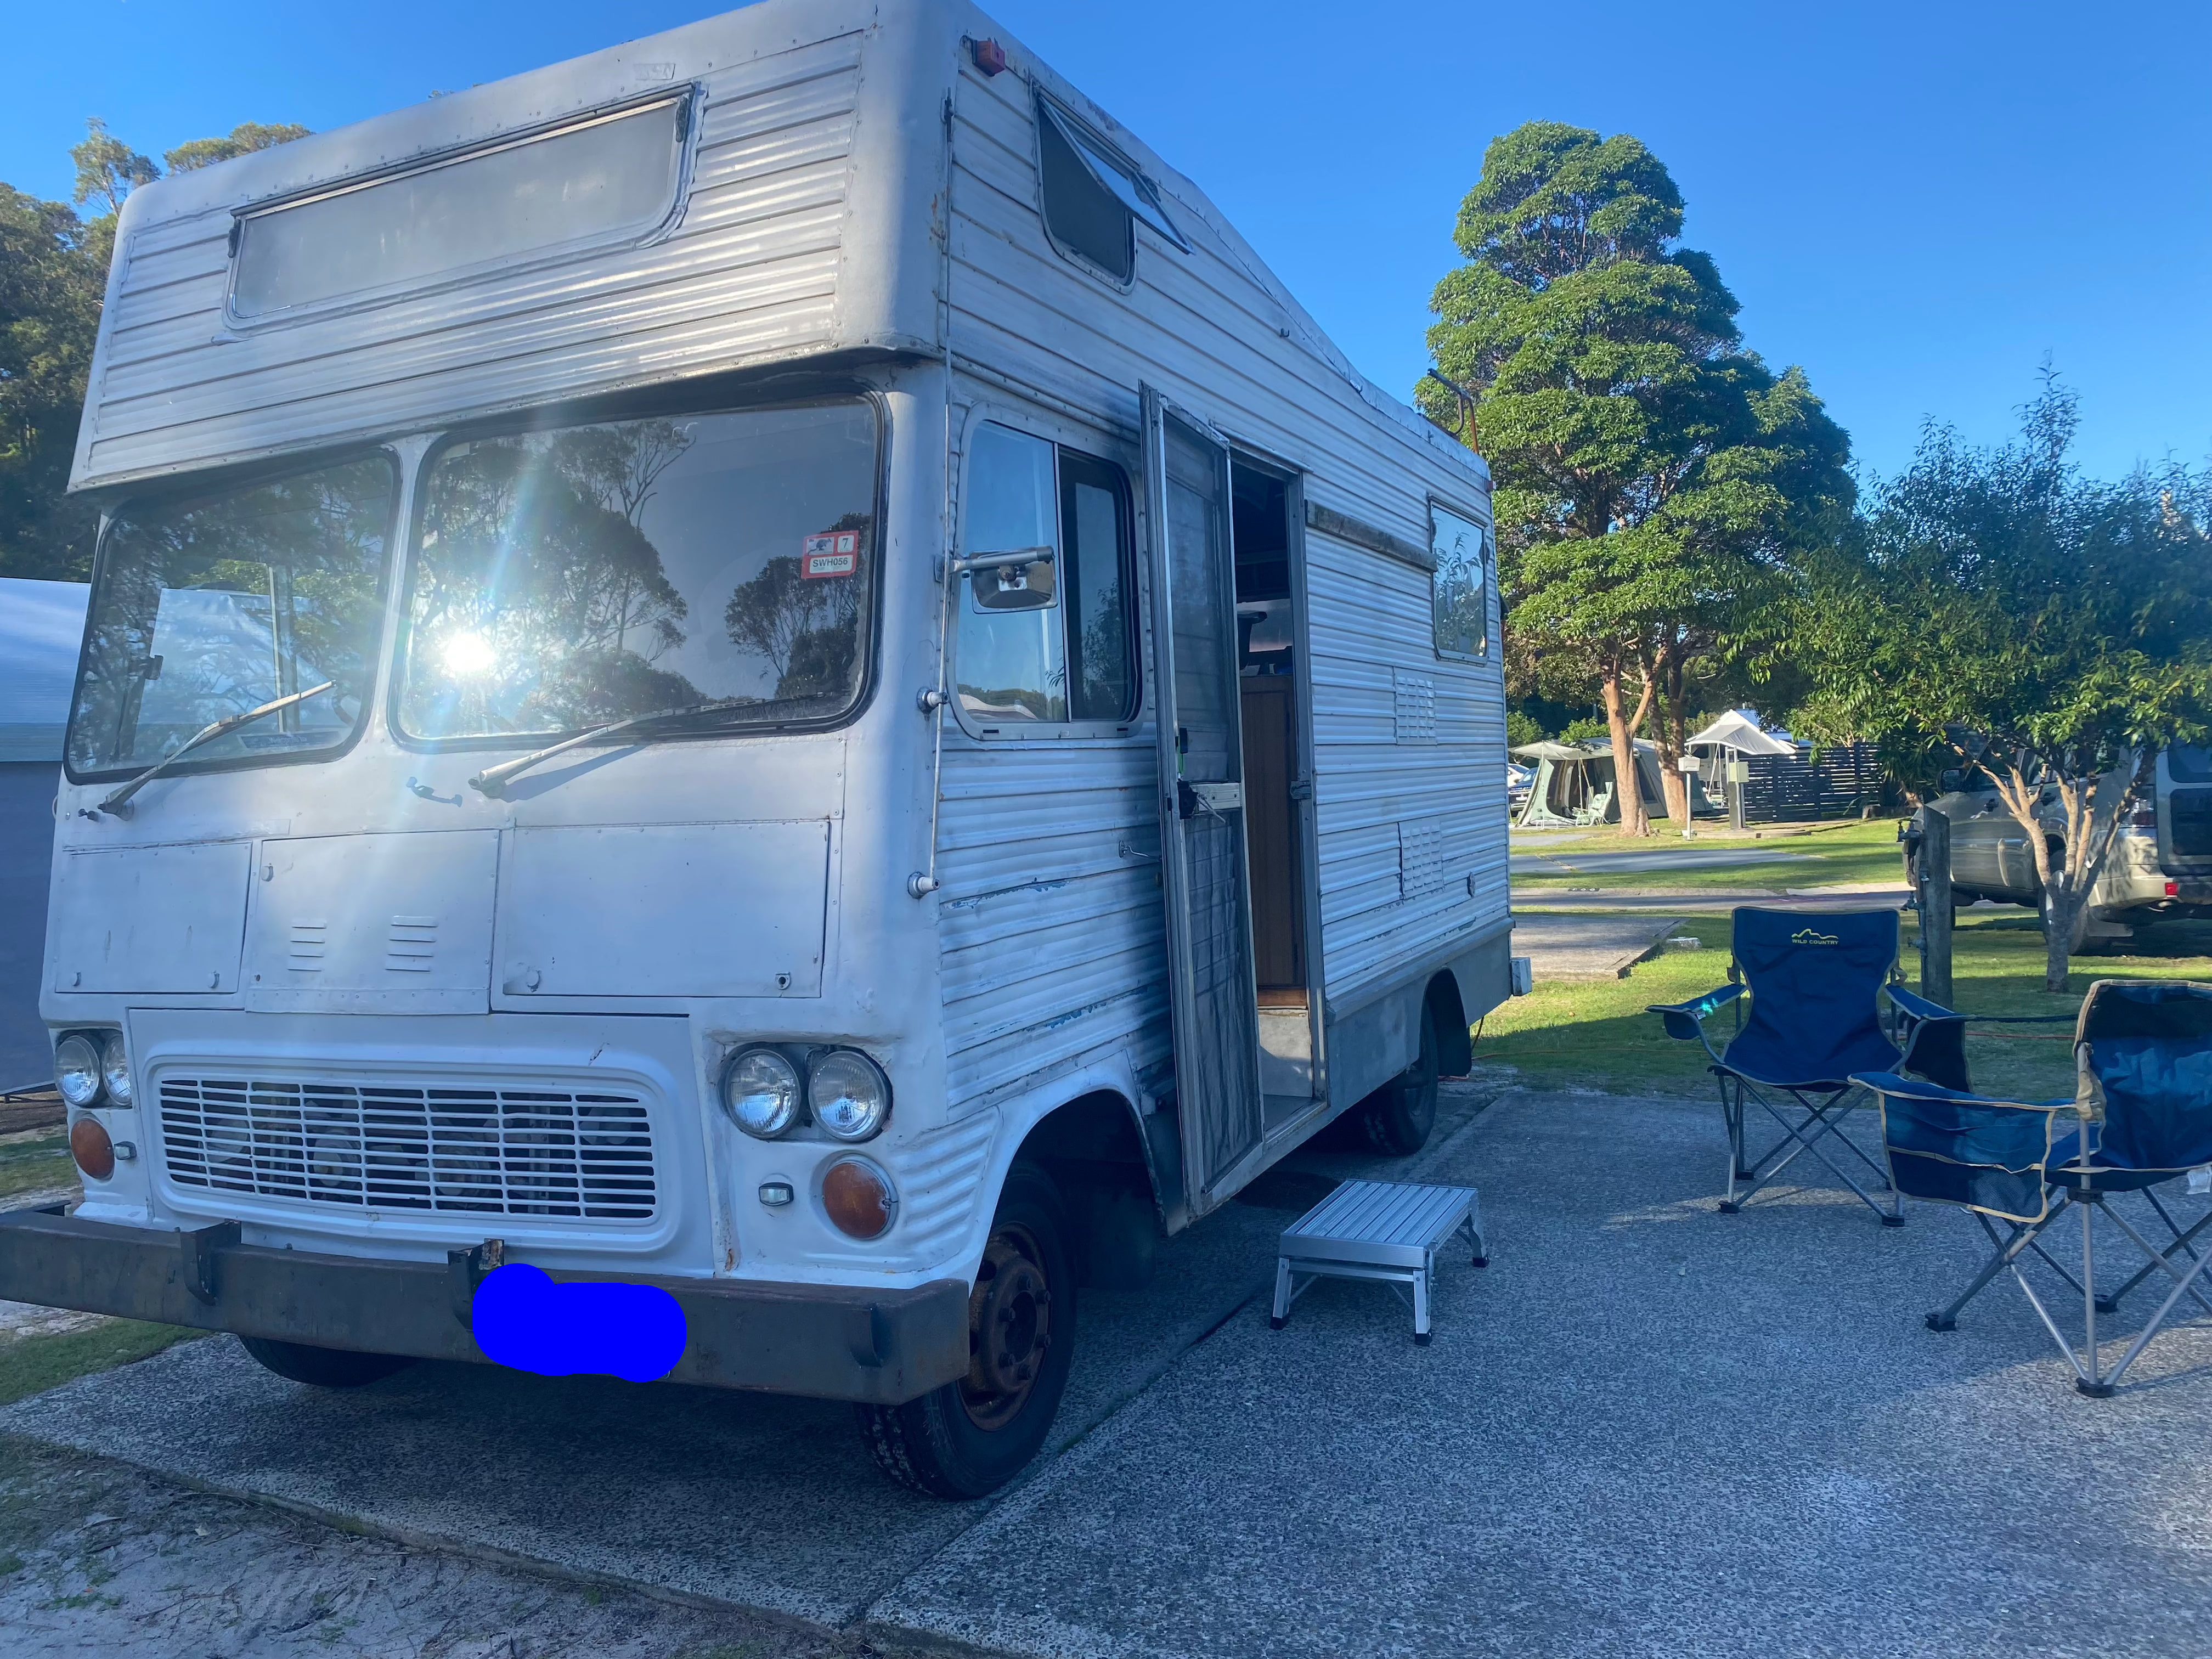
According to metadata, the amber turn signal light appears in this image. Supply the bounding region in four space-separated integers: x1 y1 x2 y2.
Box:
70 1116 116 1182
821 1158 896 1240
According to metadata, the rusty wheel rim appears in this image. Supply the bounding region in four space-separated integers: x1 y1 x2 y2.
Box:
959 1221 1053 1431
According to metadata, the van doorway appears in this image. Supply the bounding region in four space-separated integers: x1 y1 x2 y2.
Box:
1231 459 1316 1124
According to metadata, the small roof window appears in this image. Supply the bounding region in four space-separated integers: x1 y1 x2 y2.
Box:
1036 99 1189 283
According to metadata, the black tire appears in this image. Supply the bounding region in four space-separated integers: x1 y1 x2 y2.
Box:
238 1335 415 1389
856 1161 1076 1499
1359 998 1440 1156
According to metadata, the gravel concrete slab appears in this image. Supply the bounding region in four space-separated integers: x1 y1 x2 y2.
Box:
1510 915 1686 981
869 1089 2212 1659
0 1092 1496 1635
0 1436 870 1659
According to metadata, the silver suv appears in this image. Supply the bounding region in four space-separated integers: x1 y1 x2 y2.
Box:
1921 746 2212 947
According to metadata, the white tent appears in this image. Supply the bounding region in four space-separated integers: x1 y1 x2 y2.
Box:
1686 709 1796 759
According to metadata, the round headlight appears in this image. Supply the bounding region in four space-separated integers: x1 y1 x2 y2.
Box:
809 1050 890 1143
721 1047 800 1138
821 1156 897 1240
99 1032 132 1107
54 1034 101 1109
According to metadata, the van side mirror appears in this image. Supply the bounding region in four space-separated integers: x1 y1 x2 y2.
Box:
1937 769 1964 793
958 546 1057 612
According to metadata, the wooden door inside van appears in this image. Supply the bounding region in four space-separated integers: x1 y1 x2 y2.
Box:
1141 386 1266 1209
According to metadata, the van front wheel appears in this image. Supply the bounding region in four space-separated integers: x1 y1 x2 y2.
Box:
856 1161 1076 1499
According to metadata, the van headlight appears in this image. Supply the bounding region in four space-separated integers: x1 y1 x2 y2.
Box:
99 1032 133 1107
721 1047 800 1138
808 1049 890 1142
54 1034 101 1109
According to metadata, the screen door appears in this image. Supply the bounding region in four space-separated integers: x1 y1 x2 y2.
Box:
1142 386 1265 1206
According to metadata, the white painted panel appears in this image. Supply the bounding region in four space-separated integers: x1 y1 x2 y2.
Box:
244 831 499 1014
49 841 251 994
496 821 828 999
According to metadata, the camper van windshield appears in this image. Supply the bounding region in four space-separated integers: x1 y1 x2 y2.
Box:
397 399 880 743
65 455 396 778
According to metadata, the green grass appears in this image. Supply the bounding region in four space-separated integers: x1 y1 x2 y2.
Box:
0 1321 206 1412
1513 816 1912 893
1479 910 2212 1101
0 1131 74 1202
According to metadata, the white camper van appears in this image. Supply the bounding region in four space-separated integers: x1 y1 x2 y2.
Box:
6 0 1508 1497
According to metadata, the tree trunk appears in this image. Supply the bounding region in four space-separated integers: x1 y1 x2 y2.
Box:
1653 646 1690 827
1990 749 2151 995
1599 656 1652 838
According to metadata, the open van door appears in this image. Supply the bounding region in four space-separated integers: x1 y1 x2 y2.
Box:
1142 386 1266 1210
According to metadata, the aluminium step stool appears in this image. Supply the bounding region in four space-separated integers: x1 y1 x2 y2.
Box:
1271 1180 1485 1345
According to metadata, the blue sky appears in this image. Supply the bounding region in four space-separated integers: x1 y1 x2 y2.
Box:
4 0 2204 484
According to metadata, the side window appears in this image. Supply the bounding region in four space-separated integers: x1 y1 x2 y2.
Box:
956 424 1137 727
1431 504 1488 661
1034 98 1189 286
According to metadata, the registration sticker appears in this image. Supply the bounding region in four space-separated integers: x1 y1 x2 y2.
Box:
802 530 861 579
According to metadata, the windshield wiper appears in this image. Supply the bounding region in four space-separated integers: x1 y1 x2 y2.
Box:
84 681 336 820
467 697 758 798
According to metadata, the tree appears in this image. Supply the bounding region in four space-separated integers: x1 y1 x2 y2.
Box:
163 122 311 174
70 118 157 217
0 187 108 578
1424 122 1853 834
1797 378 2212 991
2 118 311 582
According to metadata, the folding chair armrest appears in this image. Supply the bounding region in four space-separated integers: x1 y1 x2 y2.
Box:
1850 1073 2072 1113
1886 986 1960 1024
1646 982 1743 1042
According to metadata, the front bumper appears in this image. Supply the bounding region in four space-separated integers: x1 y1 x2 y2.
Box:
0 1209 969 1406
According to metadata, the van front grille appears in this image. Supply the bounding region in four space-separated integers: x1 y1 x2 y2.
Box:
157 1077 657 1221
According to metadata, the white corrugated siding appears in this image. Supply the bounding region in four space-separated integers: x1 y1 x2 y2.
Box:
81 32 866 483
939 56 1505 1070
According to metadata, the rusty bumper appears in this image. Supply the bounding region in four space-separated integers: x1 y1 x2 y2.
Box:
0 1208 969 1406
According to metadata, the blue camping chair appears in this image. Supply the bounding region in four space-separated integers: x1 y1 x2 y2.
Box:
1855 980 2212 1396
1649 908 1965 1223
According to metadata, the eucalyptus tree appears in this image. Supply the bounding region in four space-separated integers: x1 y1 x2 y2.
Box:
1424 122 1851 832
3 120 309 580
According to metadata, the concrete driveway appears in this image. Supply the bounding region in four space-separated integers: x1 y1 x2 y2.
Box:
10 1085 2212 1658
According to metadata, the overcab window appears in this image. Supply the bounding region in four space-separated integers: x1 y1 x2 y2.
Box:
1431 504 1489 661
230 95 688 320
956 424 1137 727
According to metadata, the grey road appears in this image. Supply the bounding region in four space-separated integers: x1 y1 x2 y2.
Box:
9 1086 2212 1658
1510 845 1819 876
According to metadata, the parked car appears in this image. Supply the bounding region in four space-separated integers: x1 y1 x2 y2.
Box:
1914 748 2212 946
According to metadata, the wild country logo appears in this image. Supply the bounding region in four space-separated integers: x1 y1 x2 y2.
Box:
1791 928 1841 946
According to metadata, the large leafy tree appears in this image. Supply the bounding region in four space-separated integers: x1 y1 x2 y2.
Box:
0 187 109 578
2 119 308 582
1424 122 1852 833
1797 379 2212 990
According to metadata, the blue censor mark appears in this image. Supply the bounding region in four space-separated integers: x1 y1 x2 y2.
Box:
471 1264 688 1383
